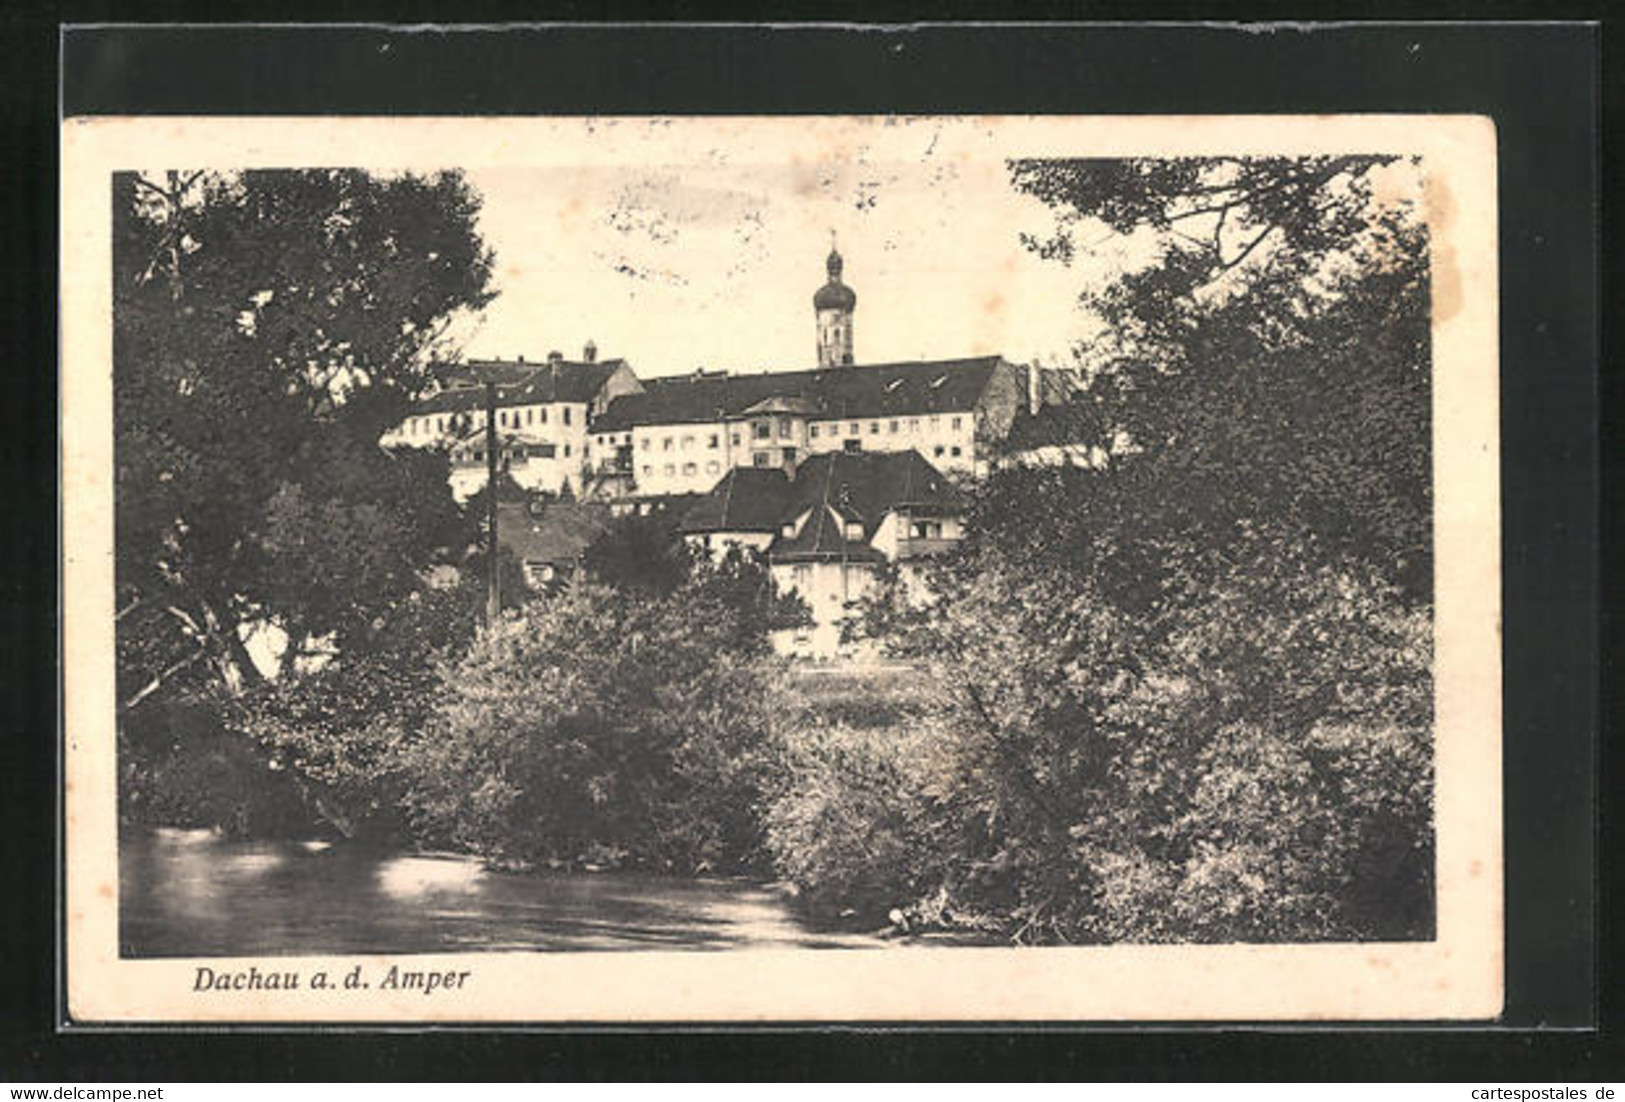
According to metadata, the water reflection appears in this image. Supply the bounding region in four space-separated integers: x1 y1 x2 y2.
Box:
120 828 883 957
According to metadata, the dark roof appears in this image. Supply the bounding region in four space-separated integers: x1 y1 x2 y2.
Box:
676 450 965 563
677 468 791 534
416 359 627 415
771 502 887 563
589 356 1006 432
778 451 966 560
497 500 612 567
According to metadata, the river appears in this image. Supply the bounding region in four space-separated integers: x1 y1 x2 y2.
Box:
120 827 886 957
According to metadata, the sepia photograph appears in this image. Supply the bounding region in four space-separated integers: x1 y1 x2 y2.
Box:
61 114 1501 1021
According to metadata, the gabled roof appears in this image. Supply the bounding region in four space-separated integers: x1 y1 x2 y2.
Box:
773 451 966 562
677 467 791 534
770 502 888 564
675 449 966 563
497 500 612 567
415 358 628 415
588 356 1007 432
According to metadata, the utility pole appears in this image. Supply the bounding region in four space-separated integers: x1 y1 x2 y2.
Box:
485 380 500 626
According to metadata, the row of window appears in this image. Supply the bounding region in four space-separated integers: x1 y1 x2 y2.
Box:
838 439 964 461
628 440 963 482
618 444 969 484
753 448 795 467
408 405 574 437
785 562 869 600
642 432 729 453
641 459 724 479
617 414 968 456
427 409 969 445
461 442 571 463
809 415 964 439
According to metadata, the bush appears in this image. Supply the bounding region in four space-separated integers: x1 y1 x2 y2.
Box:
773 546 1434 945
232 578 484 841
763 721 945 922
398 564 785 873
119 699 314 838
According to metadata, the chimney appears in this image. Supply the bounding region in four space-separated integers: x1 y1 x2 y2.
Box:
517 354 525 363
583 339 598 363
547 350 564 364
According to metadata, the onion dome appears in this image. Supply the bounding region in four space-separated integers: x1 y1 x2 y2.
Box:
813 245 857 311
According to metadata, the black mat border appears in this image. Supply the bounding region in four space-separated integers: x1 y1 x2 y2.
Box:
0 11 1608 1080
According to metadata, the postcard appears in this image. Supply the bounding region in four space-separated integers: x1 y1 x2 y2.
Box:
62 113 1500 1022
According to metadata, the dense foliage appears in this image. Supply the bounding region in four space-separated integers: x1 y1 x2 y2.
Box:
797 155 1437 941
579 512 696 596
400 555 793 873
115 168 497 832
230 577 487 840
115 168 494 712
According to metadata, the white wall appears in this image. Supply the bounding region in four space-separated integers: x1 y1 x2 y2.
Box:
394 400 591 501
630 420 734 495
803 410 978 475
627 413 807 496
770 559 876 658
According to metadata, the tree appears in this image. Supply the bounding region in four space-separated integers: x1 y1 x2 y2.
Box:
811 156 1437 943
578 512 695 596
232 575 488 840
114 169 496 715
1005 154 1431 600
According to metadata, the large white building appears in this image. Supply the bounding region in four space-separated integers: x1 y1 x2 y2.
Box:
394 245 1074 503
582 243 1074 498
384 348 642 500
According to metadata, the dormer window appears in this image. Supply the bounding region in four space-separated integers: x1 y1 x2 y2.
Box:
845 521 864 541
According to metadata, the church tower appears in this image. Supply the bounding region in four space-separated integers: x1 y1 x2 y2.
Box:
813 235 857 367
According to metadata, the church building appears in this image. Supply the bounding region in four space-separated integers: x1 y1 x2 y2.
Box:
582 242 1071 497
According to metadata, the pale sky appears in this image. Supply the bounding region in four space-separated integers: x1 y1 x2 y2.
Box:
450 140 1118 378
